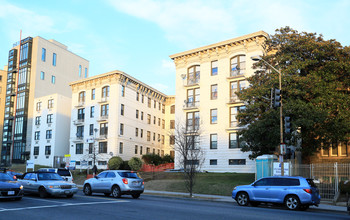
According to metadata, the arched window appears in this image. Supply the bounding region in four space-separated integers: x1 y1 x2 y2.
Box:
187 65 200 85
102 86 110 98
230 55 246 77
78 91 86 102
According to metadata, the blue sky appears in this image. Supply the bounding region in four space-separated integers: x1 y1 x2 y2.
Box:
0 0 350 95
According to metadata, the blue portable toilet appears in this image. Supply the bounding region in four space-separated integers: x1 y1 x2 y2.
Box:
255 154 277 180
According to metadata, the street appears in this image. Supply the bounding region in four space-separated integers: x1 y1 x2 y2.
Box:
0 191 348 220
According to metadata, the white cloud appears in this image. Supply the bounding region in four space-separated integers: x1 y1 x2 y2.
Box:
149 82 170 94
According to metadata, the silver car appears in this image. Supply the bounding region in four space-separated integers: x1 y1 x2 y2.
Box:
17 172 78 198
83 170 144 199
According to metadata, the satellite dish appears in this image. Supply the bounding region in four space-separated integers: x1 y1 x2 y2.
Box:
180 74 186 79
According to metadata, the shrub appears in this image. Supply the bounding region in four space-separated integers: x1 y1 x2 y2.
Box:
108 156 123 170
128 157 143 171
142 154 162 166
162 154 174 163
119 161 131 170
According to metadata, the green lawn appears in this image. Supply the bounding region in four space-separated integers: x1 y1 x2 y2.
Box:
143 172 255 196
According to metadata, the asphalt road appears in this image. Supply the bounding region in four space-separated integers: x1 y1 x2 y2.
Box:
0 191 348 220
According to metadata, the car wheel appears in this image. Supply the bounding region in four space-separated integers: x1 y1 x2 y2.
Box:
132 193 140 199
250 201 259 207
299 205 309 211
104 193 111 197
83 184 92 196
236 192 249 206
285 195 300 210
67 194 74 198
39 187 48 198
112 185 121 198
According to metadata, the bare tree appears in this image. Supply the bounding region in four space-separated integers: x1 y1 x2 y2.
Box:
172 120 204 197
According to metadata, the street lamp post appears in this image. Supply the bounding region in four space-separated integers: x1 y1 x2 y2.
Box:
251 55 284 176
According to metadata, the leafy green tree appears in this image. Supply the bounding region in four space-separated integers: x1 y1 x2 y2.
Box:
238 27 350 161
128 157 143 171
142 154 162 166
108 156 123 170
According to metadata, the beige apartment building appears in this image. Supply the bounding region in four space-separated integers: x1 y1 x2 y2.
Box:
69 70 175 169
1 36 89 165
170 31 268 173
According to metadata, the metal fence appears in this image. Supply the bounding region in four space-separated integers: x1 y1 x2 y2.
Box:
256 161 350 201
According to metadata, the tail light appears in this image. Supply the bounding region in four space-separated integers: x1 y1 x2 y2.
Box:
303 189 312 194
142 181 144 185
122 178 128 184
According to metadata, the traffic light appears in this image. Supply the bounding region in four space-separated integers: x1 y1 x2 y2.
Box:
273 88 281 108
284 116 291 134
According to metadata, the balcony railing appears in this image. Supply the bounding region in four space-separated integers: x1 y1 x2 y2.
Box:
73 119 84 125
229 69 245 78
98 97 109 103
183 101 199 110
97 115 108 122
75 102 85 108
184 78 200 87
227 96 240 104
72 135 84 143
96 134 107 140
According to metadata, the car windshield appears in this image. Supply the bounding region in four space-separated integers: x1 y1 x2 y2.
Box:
38 173 64 181
57 169 71 176
118 172 139 179
0 173 13 181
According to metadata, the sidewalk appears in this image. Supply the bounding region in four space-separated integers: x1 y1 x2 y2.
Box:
144 190 348 213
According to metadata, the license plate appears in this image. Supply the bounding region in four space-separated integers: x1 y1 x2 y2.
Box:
8 191 15 195
65 190 70 194
133 182 139 186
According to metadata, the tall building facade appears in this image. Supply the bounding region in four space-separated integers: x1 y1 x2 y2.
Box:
0 68 8 152
69 70 174 169
170 31 268 173
1 36 89 164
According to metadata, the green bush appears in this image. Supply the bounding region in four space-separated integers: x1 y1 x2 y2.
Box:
108 156 123 170
162 154 174 163
142 154 162 165
128 157 143 171
119 161 131 170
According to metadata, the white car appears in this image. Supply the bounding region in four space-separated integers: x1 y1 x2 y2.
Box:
83 170 144 199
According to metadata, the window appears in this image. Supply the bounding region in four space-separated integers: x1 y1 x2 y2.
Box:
78 108 85 120
140 129 143 138
119 142 123 154
153 116 156 124
102 86 110 98
101 104 109 116
89 124 94 136
186 111 199 131
90 106 95 118
77 126 84 138
187 65 200 85
121 104 124 116
154 100 156 109
147 114 151 124
162 135 165 144
46 130 52 139
136 110 139 119
186 135 199 149
229 159 246 165
40 71 45 80
211 84 218 100
85 68 88 78
210 159 217 165
340 142 348 156
36 102 42 111
99 142 107 153
98 161 107 166
170 136 175 145
230 55 245 77
79 91 86 103
211 60 218 75
170 120 175 129
135 145 138 154
136 92 139 101
146 147 150 154
141 111 144 120
147 131 151 141
121 85 125 97
148 98 151 108
153 132 156 141
158 134 160 142
52 53 57 66
229 133 245 149
48 99 54 109
35 116 41 125
331 143 338 156
171 105 175 114
34 131 40 140
45 146 51 155
76 143 83 154
100 123 108 136
230 81 248 102
79 65 82 77
34 147 39 155
42 48 46 62
162 104 165 114
51 75 55 84
135 128 139 137
210 134 217 149
210 109 217 124
47 114 53 123
120 123 124 135
91 89 95 100
159 102 161 110
187 88 200 108
142 94 144 103
89 143 93 154
321 148 329 157
162 119 165 129
158 118 161 126
140 146 143 155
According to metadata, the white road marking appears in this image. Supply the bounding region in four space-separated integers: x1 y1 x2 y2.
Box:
25 197 69 204
0 200 129 212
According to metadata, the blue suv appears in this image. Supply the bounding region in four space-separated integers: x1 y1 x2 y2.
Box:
232 176 320 210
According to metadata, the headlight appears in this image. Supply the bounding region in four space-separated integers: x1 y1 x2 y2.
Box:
20 185 23 190
49 185 60 189
233 187 237 190
72 184 77 188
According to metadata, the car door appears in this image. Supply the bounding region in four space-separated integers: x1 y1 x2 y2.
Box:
250 178 269 201
91 172 107 192
19 173 32 193
27 173 39 193
100 172 116 192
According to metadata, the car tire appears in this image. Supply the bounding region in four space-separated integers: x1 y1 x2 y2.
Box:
299 205 309 211
236 192 249 206
67 194 74 198
83 184 92 196
132 193 140 199
39 187 48 198
112 185 121 198
284 195 300 210
104 193 111 197
250 201 259 207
